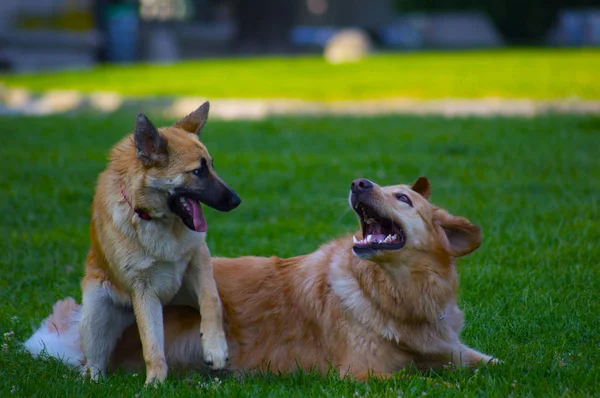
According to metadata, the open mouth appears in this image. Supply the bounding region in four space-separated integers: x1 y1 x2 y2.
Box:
168 195 207 233
352 203 406 255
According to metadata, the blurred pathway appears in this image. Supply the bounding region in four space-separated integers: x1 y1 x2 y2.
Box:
1 87 599 118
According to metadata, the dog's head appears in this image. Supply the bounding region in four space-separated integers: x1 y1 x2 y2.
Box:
132 102 241 232
349 177 480 267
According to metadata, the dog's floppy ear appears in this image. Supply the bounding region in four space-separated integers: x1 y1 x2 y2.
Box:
411 176 431 199
434 208 481 257
173 101 210 137
134 113 168 166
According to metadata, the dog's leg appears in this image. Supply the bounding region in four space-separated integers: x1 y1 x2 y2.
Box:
188 243 228 370
448 344 499 367
79 281 134 380
131 287 168 385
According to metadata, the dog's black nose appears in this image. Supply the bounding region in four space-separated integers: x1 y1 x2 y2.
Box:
351 178 373 194
229 193 241 209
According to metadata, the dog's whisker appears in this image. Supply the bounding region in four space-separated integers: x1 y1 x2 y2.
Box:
335 208 353 225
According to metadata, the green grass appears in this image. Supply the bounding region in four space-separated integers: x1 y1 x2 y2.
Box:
2 49 600 100
1 113 599 397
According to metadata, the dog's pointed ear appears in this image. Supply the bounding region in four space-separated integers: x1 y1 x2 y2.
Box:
134 113 168 166
434 208 481 257
173 101 210 136
411 176 431 199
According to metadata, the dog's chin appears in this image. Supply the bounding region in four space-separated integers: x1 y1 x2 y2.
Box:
167 194 207 233
352 246 381 260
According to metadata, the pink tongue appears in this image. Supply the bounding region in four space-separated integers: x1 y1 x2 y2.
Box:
185 198 207 232
371 234 386 242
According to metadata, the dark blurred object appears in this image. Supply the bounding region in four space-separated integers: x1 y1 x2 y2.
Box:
379 12 502 48
106 2 138 62
395 0 600 43
485 0 561 44
137 0 235 60
548 8 600 45
0 52 12 72
296 0 394 27
95 0 139 63
94 0 109 61
0 30 100 71
0 0 99 71
233 0 294 53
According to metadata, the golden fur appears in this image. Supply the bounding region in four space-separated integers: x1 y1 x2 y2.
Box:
26 177 497 380
108 177 497 378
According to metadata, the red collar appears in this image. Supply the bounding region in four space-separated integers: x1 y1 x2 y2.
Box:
120 185 152 221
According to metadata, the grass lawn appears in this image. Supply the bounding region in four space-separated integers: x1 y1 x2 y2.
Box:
1 49 599 100
0 112 599 396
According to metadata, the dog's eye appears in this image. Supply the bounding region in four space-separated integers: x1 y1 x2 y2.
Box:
395 193 413 207
191 158 208 176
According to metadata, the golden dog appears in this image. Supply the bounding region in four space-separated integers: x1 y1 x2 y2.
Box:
26 102 241 385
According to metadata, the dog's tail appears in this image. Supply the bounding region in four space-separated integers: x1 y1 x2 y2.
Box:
24 299 206 371
24 298 84 368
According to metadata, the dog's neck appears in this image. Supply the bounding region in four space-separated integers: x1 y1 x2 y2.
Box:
110 148 166 222
328 236 456 338
120 183 152 221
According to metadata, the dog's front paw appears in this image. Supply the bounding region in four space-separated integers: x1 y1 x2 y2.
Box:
202 332 229 370
144 362 168 386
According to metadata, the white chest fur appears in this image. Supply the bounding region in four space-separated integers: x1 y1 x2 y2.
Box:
105 204 205 304
123 256 190 303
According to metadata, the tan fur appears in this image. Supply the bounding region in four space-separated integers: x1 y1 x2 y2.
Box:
79 102 237 384
111 178 498 378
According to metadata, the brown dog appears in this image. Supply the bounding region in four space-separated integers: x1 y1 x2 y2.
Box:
26 177 496 379
62 102 239 384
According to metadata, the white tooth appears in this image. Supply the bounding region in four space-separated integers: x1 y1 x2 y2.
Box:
366 235 372 243
353 236 358 244
180 197 185 204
